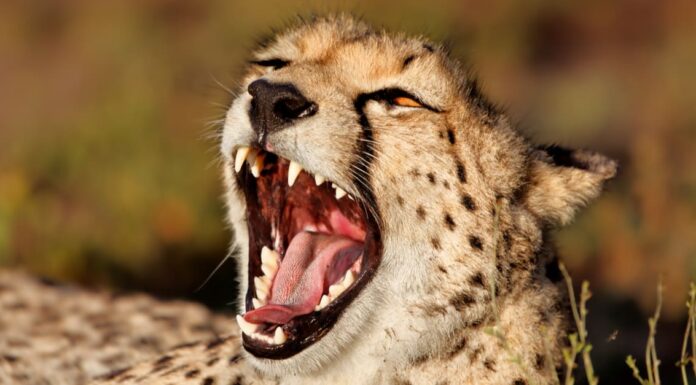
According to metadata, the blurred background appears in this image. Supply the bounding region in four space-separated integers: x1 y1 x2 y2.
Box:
1 0 694 382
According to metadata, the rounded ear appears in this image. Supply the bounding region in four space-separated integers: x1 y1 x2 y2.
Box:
522 145 618 226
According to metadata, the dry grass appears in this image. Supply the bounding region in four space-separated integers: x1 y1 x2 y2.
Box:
558 269 696 385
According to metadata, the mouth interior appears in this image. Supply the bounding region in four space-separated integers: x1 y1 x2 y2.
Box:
237 150 374 354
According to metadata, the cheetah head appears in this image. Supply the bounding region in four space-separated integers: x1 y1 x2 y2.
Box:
220 15 616 377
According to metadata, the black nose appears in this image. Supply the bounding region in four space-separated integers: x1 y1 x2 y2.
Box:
248 79 317 136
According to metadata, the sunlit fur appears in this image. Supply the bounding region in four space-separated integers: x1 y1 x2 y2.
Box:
217 15 617 385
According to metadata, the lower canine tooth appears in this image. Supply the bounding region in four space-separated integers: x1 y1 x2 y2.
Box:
342 270 356 287
236 315 259 336
328 282 345 298
234 147 250 173
273 327 287 344
315 295 330 311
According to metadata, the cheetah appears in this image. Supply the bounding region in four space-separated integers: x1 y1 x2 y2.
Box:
2 15 617 385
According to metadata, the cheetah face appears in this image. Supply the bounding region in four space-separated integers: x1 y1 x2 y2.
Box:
221 17 462 365
220 15 616 376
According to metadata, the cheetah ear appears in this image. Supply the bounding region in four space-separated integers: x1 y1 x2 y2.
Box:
522 145 617 226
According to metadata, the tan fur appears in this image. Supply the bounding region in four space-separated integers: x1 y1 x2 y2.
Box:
0 15 616 385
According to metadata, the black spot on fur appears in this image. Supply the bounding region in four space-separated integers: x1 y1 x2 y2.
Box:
483 358 497 371
431 237 441 250
427 172 436 184
397 195 404 206
437 265 448 274
513 379 527 385
228 354 242 365
172 341 199 350
423 44 435 52
205 337 226 350
443 180 450 189
444 213 456 230
150 355 174 373
100 367 131 380
201 377 215 385
155 355 174 365
185 369 200 378
447 129 456 144
468 346 483 362
455 160 467 183
402 55 416 69
535 353 546 371
449 290 476 309
448 336 468 358
206 357 220 367
469 272 485 288
461 194 476 211
416 206 426 220
229 376 243 385
409 168 421 177
469 236 483 251
1 354 18 363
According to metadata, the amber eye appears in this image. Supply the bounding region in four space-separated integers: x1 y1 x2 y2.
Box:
392 96 423 108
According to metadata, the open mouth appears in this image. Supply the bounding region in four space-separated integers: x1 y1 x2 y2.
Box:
232 146 381 359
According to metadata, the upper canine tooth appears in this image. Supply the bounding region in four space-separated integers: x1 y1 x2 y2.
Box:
236 315 259 336
314 174 325 186
251 152 265 177
335 187 347 200
288 161 303 186
273 327 287 345
234 147 250 173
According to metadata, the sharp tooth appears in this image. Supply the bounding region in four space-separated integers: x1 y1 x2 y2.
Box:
248 330 272 344
335 187 347 199
247 148 258 167
315 295 330 311
256 287 268 301
252 298 263 309
251 152 265 177
254 276 270 293
314 174 325 186
234 147 250 173
261 262 277 278
255 279 269 300
236 315 259 336
328 282 346 298
342 270 356 287
288 161 303 186
273 327 287 345
261 246 279 270
347 194 354 201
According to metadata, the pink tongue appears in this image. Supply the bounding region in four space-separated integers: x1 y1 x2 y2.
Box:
244 231 362 325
